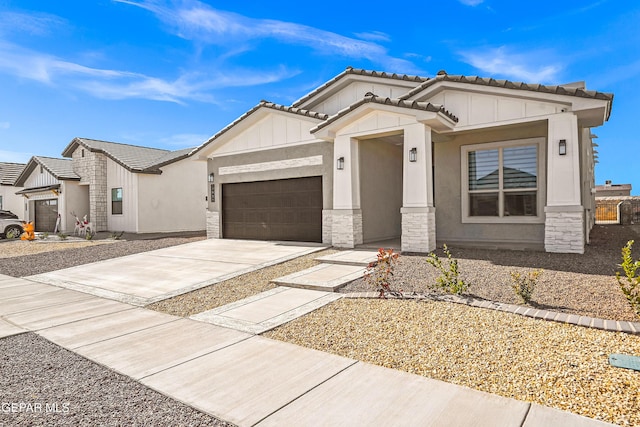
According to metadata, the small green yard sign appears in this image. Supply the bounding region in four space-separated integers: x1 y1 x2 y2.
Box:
609 353 640 372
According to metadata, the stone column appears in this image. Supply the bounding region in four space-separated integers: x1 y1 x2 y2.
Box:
545 114 585 253
401 123 436 252
331 135 362 247
206 210 221 239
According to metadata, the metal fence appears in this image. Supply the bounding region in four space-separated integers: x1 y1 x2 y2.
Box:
595 198 640 225
595 200 621 224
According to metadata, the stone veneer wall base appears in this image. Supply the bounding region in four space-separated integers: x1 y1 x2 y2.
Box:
401 207 436 253
331 209 363 248
544 206 585 254
206 210 221 239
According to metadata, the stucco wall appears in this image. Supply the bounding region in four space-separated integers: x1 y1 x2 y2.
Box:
208 141 334 213
359 139 403 242
434 121 547 249
0 185 24 218
62 182 90 233
137 158 207 233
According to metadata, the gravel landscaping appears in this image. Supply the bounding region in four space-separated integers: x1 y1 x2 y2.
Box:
340 224 640 322
0 333 231 426
147 248 340 317
264 298 640 426
0 235 205 277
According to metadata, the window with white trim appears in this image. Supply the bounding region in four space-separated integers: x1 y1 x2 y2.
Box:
111 188 123 215
463 138 542 222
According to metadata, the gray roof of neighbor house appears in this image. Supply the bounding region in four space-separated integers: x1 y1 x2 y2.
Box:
595 183 632 192
14 156 79 186
400 72 614 118
311 94 458 133
189 100 329 156
0 162 26 185
61 138 194 173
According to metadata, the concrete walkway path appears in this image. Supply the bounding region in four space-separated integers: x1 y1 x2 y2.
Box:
26 239 326 306
0 272 615 427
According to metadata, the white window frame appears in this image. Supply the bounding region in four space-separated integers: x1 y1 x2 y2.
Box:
461 137 545 224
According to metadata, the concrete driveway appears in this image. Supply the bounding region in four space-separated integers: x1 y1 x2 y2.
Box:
27 239 325 306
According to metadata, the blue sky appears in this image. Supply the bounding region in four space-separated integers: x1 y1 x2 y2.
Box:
0 0 638 193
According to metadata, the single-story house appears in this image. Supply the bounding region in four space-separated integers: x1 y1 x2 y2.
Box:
14 139 207 233
595 181 632 197
13 156 84 232
192 66 613 254
0 162 26 216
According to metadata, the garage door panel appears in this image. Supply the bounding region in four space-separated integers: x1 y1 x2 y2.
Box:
222 176 322 242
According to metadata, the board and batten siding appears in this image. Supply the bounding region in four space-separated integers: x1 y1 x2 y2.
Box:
309 81 418 116
106 159 138 232
213 111 323 157
23 167 59 189
137 158 206 233
427 90 564 128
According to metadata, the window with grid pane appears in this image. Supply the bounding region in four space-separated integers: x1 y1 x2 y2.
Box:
467 145 537 217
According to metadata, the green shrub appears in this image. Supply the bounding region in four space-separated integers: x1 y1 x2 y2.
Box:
56 232 68 240
510 269 543 304
426 244 469 295
364 248 400 298
616 240 640 317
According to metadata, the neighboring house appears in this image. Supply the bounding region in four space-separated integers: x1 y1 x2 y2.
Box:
595 181 632 197
14 156 83 232
192 67 613 254
13 139 207 234
0 162 26 216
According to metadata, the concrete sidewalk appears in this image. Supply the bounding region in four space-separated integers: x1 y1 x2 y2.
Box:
0 272 614 427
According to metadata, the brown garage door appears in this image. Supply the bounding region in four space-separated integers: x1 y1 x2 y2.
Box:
35 199 58 232
223 176 322 242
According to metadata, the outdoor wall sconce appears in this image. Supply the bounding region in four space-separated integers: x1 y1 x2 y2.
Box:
558 139 567 156
208 172 215 183
337 157 345 170
409 147 418 162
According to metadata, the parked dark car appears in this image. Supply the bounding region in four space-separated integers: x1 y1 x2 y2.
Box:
0 210 23 239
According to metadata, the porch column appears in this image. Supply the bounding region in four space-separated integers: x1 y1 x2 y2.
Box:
545 113 585 254
331 135 362 248
401 123 436 252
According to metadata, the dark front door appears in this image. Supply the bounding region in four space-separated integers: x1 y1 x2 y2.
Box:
35 199 58 232
222 176 323 242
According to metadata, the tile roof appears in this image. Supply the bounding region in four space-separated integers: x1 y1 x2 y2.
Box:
14 156 79 186
311 94 458 133
190 100 328 156
34 156 79 180
62 138 194 173
292 66 428 108
0 162 26 185
400 73 614 106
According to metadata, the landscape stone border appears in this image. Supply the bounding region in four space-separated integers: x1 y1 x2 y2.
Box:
343 291 640 335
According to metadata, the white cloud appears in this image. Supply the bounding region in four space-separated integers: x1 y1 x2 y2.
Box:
116 0 419 73
458 0 484 6
353 31 391 43
0 122 9 129
459 47 561 83
0 11 66 36
0 41 296 103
